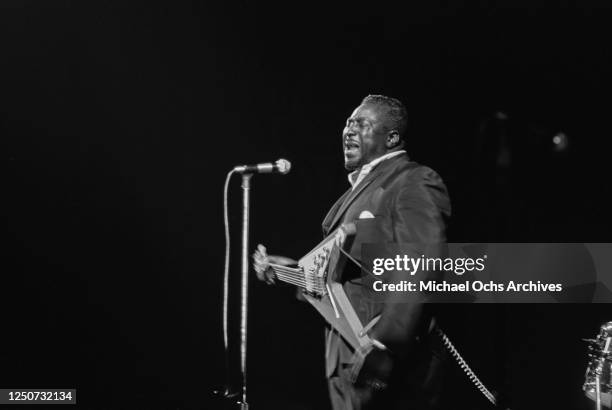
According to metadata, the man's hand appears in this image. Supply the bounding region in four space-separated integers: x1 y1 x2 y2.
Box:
350 344 394 392
252 244 297 285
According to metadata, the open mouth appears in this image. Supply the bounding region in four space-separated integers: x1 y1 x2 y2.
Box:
344 141 360 153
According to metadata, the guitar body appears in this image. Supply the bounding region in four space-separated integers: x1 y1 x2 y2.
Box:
302 284 374 351
272 229 378 352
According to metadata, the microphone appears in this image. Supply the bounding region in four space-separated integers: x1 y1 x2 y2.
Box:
233 158 291 175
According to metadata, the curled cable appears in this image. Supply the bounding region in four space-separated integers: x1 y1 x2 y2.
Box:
437 327 497 406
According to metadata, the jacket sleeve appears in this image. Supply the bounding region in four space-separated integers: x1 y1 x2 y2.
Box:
369 168 451 354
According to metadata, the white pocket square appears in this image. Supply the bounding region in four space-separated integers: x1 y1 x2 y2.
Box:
358 210 375 219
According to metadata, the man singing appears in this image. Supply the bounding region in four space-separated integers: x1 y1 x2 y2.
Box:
253 95 452 410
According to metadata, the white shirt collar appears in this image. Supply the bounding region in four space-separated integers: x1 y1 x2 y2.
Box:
348 150 406 189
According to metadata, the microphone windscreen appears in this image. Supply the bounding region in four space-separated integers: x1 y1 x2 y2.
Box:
276 159 291 174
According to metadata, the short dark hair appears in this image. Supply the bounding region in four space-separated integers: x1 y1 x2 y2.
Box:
361 94 408 140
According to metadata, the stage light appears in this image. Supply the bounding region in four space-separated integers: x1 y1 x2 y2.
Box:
552 132 569 152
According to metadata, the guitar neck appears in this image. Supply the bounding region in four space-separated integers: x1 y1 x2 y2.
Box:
269 263 307 289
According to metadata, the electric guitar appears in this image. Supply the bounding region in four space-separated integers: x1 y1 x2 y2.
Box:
267 227 380 352
266 229 499 406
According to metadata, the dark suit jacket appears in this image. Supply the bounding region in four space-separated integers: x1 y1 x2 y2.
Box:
321 153 451 384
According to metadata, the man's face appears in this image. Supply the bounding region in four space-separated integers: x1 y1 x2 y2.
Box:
342 104 389 171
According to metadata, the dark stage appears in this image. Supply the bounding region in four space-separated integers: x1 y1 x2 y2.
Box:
3 1 612 409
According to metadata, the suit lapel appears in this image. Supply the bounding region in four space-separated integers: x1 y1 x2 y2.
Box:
322 188 352 235
326 154 407 232
328 162 396 231
327 178 373 231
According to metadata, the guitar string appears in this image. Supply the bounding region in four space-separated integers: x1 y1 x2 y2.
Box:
273 270 326 292
274 276 307 288
273 273 325 291
270 266 302 275
273 268 324 287
268 264 302 274
269 263 326 292
270 265 305 278
274 276 325 293
270 265 310 281
272 270 314 286
270 264 322 280
271 264 322 280
274 275 306 286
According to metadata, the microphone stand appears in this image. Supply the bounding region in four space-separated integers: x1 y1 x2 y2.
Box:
218 162 290 409
238 173 253 410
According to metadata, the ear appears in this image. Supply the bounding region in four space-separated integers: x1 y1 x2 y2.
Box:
386 130 401 149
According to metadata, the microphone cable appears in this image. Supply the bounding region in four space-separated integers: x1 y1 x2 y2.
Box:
220 169 236 396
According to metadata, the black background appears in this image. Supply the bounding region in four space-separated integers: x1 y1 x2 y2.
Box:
2 1 612 409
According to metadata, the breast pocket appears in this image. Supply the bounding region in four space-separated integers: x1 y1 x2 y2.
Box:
347 216 392 261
